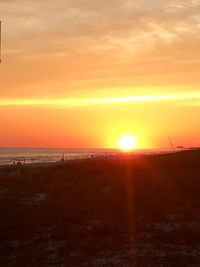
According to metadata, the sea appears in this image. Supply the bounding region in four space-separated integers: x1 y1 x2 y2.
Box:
0 147 118 166
0 147 183 166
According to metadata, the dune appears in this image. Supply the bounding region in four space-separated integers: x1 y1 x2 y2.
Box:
0 149 200 266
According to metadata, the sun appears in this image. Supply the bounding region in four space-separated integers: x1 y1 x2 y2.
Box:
119 135 137 151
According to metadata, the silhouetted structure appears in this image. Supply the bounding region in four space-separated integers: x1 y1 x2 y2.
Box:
168 137 174 151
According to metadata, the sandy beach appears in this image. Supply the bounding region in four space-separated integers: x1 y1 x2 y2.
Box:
0 149 200 266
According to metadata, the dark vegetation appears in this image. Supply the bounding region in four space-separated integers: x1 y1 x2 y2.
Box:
0 150 200 266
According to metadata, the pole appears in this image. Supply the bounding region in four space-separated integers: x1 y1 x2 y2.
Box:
168 137 174 152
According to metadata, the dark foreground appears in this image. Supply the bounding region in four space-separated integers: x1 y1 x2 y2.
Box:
0 150 200 266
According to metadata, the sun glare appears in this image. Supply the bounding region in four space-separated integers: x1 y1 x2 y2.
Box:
119 135 137 151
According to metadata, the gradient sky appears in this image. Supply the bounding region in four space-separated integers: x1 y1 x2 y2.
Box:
0 0 200 148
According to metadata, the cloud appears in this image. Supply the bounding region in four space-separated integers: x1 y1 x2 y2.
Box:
0 91 199 108
0 0 200 97
0 1 198 53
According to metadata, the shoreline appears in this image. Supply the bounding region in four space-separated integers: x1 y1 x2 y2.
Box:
0 148 198 171
0 147 197 169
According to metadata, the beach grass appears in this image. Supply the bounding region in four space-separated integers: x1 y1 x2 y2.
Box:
0 150 200 266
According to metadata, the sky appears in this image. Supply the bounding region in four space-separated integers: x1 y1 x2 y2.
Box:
0 0 200 148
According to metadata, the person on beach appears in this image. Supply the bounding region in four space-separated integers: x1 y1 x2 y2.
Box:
61 154 65 162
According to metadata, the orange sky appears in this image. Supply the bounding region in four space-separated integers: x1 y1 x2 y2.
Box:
0 0 200 149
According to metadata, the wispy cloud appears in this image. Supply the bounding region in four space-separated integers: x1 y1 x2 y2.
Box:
0 0 200 97
0 91 199 108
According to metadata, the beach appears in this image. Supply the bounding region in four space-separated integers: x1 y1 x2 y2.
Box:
0 149 200 266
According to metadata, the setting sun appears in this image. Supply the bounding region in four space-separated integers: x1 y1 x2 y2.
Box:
119 135 137 151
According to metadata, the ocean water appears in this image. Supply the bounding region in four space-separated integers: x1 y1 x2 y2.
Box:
0 147 180 166
0 147 119 166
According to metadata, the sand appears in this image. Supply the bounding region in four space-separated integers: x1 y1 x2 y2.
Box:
0 149 200 266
